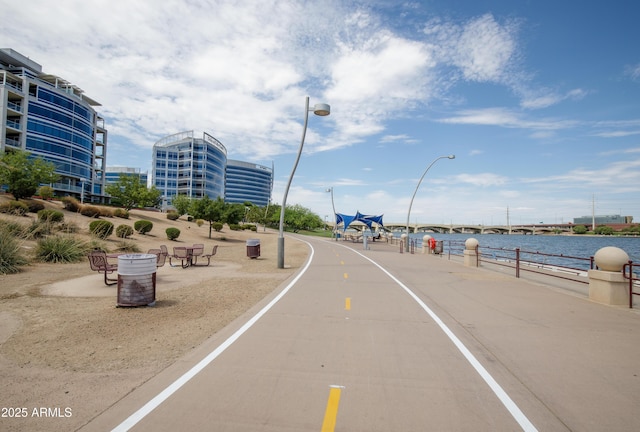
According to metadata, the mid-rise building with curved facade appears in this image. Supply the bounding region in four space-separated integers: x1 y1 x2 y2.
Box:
225 159 273 207
152 131 227 209
152 131 273 209
0 48 108 202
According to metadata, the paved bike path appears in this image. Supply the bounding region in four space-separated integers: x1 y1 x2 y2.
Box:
81 236 640 431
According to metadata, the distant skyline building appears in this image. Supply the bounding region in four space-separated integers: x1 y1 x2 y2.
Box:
152 131 273 210
573 214 633 225
105 166 148 187
225 159 273 207
0 48 108 202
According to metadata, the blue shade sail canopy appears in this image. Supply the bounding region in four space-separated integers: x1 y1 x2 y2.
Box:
335 211 384 231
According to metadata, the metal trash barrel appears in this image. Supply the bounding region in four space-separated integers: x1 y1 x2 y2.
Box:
117 253 157 306
434 240 444 255
246 239 260 259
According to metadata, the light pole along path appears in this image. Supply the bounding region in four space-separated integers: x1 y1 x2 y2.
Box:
405 154 455 252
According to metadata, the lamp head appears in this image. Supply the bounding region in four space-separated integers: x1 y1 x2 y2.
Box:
312 103 331 116
448 155 455 159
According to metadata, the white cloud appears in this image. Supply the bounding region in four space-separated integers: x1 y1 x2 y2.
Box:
437 108 578 130
626 63 640 80
452 173 508 187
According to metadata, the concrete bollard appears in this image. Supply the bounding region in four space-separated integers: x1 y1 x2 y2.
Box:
400 233 407 252
464 238 479 267
422 235 432 254
588 246 630 306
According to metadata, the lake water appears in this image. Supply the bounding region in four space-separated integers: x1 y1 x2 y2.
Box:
396 233 640 269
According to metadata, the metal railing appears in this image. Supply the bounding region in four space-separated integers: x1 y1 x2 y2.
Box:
623 261 640 308
440 240 593 283
392 238 639 308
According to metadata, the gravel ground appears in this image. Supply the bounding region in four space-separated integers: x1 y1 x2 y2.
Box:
0 200 308 432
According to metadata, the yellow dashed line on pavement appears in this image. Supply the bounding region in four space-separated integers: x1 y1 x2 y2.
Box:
321 386 344 432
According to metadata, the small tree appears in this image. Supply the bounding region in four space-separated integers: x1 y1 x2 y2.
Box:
105 174 162 210
0 149 59 200
171 194 191 216
190 196 225 239
283 204 324 232
224 203 246 225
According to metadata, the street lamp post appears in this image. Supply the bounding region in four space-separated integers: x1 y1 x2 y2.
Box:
405 155 455 252
277 96 330 268
80 178 87 204
326 187 336 240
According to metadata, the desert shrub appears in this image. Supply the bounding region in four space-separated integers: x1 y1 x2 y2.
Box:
594 225 615 235
23 220 55 239
0 220 26 237
166 227 181 240
34 235 88 263
25 200 45 213
112 240 141 253
57 221 79 234
229 224 241 231
89 220 114 239
0 228 28 274
113 208 129 219
38 209 65 223
0 200 29 215
99 207 114 218
115 224 134 239
166 211 180 221
573 225 588 235
134 220 153 235
212 222 223 232
61 196 81 212
37 185 54 200
80 205 102 218
85 239 108 252
250 225 257 231
195 219 204 227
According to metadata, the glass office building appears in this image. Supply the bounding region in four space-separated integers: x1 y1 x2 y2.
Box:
0 48 108 202
105 167 148 187
152 131 227 209
225 159 273 206
152 131 273 210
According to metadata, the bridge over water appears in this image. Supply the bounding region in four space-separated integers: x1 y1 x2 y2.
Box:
330 221 576 235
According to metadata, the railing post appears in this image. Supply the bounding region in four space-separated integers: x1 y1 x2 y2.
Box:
628 261 634 309
516 248 520 278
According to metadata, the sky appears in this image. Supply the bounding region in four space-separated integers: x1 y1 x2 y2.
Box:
4 0 640 226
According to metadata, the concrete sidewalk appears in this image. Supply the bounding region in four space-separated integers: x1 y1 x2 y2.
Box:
339 239 640 431
82 236 640 431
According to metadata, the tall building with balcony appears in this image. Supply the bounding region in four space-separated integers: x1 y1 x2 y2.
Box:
152 131 227 209
0 48 108 202
225 159 273 206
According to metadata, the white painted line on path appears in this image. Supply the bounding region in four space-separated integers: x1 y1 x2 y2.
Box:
111 241 315 432
346 246 538 432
